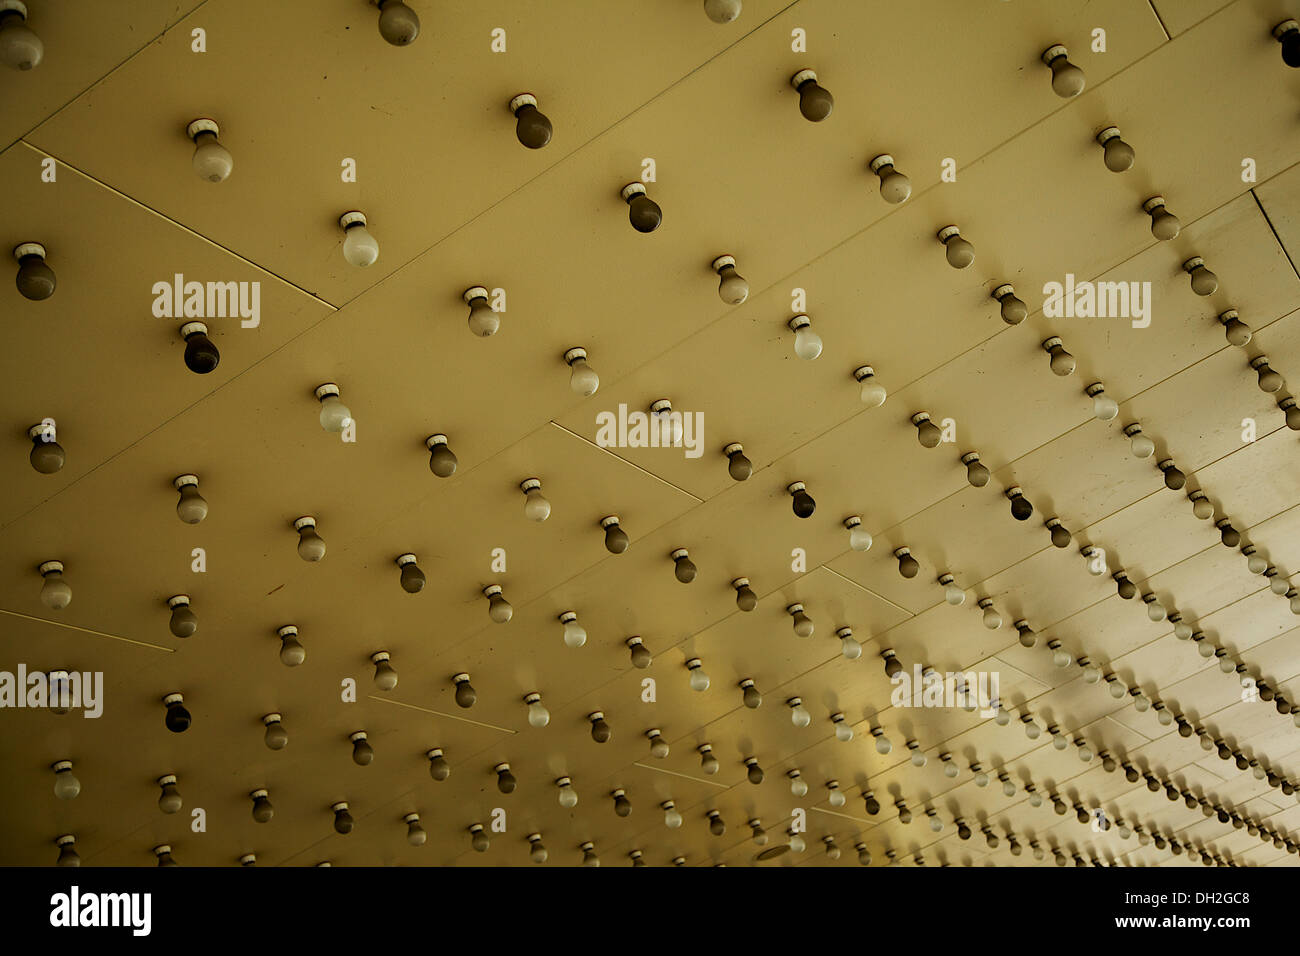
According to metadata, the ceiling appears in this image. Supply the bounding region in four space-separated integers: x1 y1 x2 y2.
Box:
4 0 1300 868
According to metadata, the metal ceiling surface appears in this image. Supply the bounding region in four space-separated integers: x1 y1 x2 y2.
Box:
3 0 1300 869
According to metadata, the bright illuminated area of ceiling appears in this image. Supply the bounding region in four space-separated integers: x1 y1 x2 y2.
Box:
4 0 1300 872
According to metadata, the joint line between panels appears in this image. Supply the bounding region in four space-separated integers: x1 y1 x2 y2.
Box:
630 761 731 789
546 421 705 501
367 695 517 734
1147 0 1173 42
1251 189 1300 283
0 608 173 651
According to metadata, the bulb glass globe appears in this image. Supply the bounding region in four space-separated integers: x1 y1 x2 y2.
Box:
527 701 550 728
793 326 823 361
562 619 586 648
342 224 379 267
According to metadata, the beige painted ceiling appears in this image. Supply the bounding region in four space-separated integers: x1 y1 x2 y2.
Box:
3 0 1300 868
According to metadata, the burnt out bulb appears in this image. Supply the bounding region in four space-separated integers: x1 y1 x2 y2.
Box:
0 3 43 70
426 434 458 477
463 287 499 338
564 347 600 395
1157 459 1185 491
405 813 426 846
790 69 833 121
1276 19 1300 67
938 226 974 268
1006 486 1034 520
163 693 191 733
394 553 425 593
251 789 274 823
38 561 71 610
626 636 653 668
520 478 551 521
1096 126 1135 172
1046 518 1072 548
671 548 698 582
854 365 887 406
167 595 197 638
962 452 990 487
712 255 749 304
1142 196 1181 240
723 442 752 481
508 93 552 149
350 731 374 766
621 182 662 233
1086 383 1118 421
1042 44 1085 97
28 421 63 474
186 119 233 182
276 625 305 666
788 481 816 517
333 804 354 835
371 652 398 690
376 0 419 45
13 242 55 300
1043 337 1076 376
895 547 920 579
293 517 326 561
788 603 814 637
913 412 941 448
1182 256 1218 296
602 515 630 554
180 322 219 374
264 714 288 750
339 211 379 267
869 154 911 203
453 673 477 708
789 314 823 361
427 748 450 781
740 679 762 709
1252 356 1285 393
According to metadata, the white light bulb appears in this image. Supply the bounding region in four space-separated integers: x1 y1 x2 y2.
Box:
790 704 811 728
562 617 587 648
1130 433 1155 458
1052 648 1071 668
982 606 1002 629
1156 707 1174 726
527 699 550 728
318 394 353 433
190 124 233 183
1248 554 1268 574
943 761 959 779
792 320 823 361
665 808 683 829
835 722 854 742
689 667 710 692
839 635 862 659
1083 664 1101 683
858 378 887 407
1269 576 1289 596
974 771 989 787
875 735 892 755
569 358 600 396
944 583 966 606
1146 600 1166 622
53 764 81 800
791 777 809 797
849 526 873 551
1092 393 1119 421
1052 732 1068 751
523 487 551 522
829 790 846 808
340 215 379 267
39 565 72 610
789 834 806 854
558 786 578 809
911 751 927 768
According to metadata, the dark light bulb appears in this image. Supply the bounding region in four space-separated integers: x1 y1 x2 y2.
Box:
181 323 219 374
510 95 552 149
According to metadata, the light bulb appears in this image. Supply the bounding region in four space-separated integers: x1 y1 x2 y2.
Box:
1086 383 1119 421
180 321 220 373
376 0 419 44
339 211 379 267
938 225 974 268
939 574 965 606
497 764 517 794
1043 337 1076 376
740 679 762 709
470 825 490 853
1051 644 1070 667
790 69 833 121
559 611 586 647
251 790 274 824
405 814 426 846
508 93 552 149
514 478 552 522
1183 256 1218 296
788 603 814 637
485 586 513 623
423 433 458 477
621 182 662 233
274 624 305 666
895 547 920 578
650 400 684 445
1144 594 1166 621
664 803 683 829
712 255 749 304
186 119 232 183
462 287 500 338
834 716 854 742
704 0 742 23
854 365 887 407
837 627 862 659
687 658 710 691
528 835 548 863
974 769 989 788
789 833 807 854
1252 356 1285 393
294 517 326 561
1046 518 1072 549
264 714 288 750
874 730 892 754
627 637 653 668
158 775 183 812
672 548 698 583
1245 548 1268 574
990 284 1028 325
979 598 1002 630
1108 678 1127 699
1096 127 1134 172
390 553 425 593
700 746 720 775
454 674 477 708
1042 45 1085 97
909 744 927 768
0 2 41 69
1219 310 1252 347
942 756 959 779
963 452 990 487
647 730 669 758
350 732 374 766
1143 197 1181 240
841 515 873 552
789 315 823 360
27 420 64 473
524 693 550 728
789 773 808 797
1125 424 1155 459
564 347 599 395
724 443 752 481
372 652 398 691
427 749 450 781
1023 718 1041 740
913 413 941 448
789 698 811 727
52 761 80 800
828 785 846 808
168 596 197 638
557 776 579 808
1190 492 1214 520
38 561 71 610
165 476 209 527
707 812 726 837
55 836 79 868
869 154 912 203
589 712 611 742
